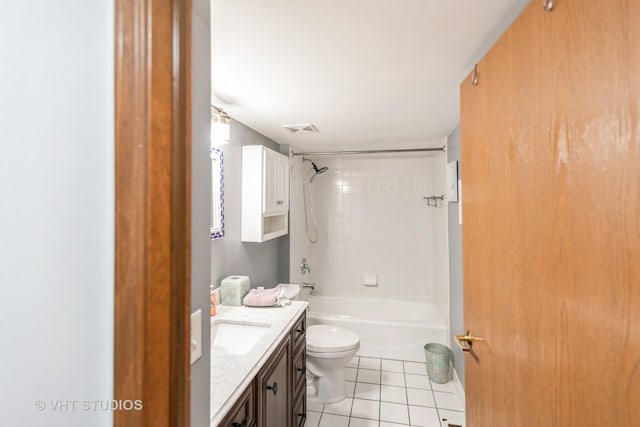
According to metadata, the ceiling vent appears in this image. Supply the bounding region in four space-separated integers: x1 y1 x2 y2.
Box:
282 123 319 134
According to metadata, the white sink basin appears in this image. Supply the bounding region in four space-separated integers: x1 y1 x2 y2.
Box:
278 283 300 300
211 321 271 355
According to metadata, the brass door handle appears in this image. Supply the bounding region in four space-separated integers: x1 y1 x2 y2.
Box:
455 330 485 352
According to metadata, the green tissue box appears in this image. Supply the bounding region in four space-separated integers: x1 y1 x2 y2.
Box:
220 275 251 306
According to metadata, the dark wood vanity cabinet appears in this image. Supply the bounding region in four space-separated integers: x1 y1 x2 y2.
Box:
221 311 307 427
256 336 291 427
218 380 256 427
290 313 307 427
255 311 307 427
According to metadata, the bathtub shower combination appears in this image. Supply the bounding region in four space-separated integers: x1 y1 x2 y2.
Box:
305 296 449 363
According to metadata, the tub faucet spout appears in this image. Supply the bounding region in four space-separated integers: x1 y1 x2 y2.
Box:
302 282 315 290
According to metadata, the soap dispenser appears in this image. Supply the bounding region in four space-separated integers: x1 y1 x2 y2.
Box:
210 284 217 317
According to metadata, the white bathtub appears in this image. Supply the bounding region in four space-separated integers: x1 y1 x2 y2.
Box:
305 296 449 362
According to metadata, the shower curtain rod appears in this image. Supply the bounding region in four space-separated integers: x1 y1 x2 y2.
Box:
291 146 446 156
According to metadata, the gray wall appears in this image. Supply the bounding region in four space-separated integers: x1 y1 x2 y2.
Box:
210 121 290 289
190 0 211 425
1 1 114 425
447 125 465 387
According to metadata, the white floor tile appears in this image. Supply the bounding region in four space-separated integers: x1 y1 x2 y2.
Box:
408 405 440 427
433 391 464 412
381 359 404 373
406 388 435 407
380 371 405 387
307 357 464 427
306 410 322 427
405 373 431 390
319 413 350 427
438 409 466 427
379 402 409 424
346 356 360 368
307 401 325 412
380 385 407 404
346 381 356 398
351 399 380 420
354 382 381 400
349 417 380 427
324 397 353 416
403 361 428 376
359 357 381 371
357 369 381 384
429 380 457 394
345 367 358 381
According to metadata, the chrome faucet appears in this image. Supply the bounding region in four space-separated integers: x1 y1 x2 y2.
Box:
302 282 315 290
300 258 311 275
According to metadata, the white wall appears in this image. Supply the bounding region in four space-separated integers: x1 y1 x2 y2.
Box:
290 149 449 309
0 2 114 426
210 121 289 290
191 0 212 424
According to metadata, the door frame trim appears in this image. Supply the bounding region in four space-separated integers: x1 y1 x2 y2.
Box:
114 0 191 426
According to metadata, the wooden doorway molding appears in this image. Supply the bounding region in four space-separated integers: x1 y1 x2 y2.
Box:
114 0 192 426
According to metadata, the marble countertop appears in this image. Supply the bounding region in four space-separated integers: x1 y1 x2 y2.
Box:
210 301 308 426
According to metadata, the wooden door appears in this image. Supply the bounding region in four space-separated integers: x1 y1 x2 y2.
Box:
460 1 640 426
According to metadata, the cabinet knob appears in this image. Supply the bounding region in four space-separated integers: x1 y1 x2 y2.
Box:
266 382 278 395
232 421 247 427
297 366 306 374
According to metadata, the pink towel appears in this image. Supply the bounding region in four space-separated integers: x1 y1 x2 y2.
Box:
243 284 285 307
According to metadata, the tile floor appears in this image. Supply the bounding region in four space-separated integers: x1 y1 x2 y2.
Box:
305 357 465 427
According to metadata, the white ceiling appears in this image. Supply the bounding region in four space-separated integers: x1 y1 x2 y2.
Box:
211 0 529 151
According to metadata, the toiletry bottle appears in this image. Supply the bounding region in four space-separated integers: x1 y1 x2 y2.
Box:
210 285 217 317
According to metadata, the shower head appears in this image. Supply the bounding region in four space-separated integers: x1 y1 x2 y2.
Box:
313 164 328 174
303 158 329 182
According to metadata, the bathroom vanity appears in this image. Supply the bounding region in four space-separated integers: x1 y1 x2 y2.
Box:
211 302 307 427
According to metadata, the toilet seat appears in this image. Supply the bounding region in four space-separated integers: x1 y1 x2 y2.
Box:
306 325 360 353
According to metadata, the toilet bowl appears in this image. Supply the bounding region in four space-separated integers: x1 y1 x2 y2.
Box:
306 324 360 404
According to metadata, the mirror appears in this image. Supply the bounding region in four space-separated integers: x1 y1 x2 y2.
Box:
210 147 224 239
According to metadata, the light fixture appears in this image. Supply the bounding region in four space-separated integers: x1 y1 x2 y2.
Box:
211 105 231 146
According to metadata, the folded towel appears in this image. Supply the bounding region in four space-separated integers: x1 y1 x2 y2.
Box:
243 284 285 307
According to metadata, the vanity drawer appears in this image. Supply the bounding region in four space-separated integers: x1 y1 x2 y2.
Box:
219 380 256 427
291 344 306 394
291 389 307 427
291 313 306 352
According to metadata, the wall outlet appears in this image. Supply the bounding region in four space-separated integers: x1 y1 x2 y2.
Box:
190 309 202 364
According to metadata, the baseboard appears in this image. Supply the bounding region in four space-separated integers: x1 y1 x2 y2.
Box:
452 369 465 407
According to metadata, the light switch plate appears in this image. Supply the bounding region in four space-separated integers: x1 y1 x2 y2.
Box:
190 309 202 364
447 161 459 202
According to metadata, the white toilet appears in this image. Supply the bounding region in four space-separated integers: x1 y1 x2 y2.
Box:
306 324 360 404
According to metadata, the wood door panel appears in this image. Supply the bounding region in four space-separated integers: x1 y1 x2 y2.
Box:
461 1 640 426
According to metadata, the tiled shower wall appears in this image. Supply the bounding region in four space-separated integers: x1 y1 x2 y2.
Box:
290 149 449 316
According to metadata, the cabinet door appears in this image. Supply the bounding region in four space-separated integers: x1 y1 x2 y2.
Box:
262 148 280 214
277 155 290 211
263 149 289 214
218 381 255 427
257 339 290 427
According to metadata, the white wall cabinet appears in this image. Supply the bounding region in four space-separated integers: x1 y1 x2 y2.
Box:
241 145 290 242
262 147 289 214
